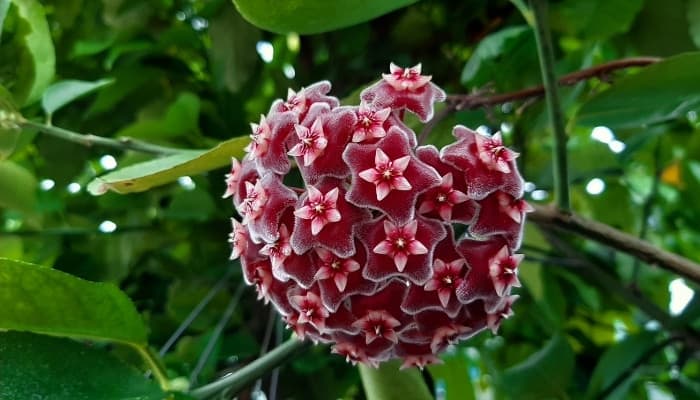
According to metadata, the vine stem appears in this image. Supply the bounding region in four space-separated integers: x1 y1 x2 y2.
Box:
529 204 700 284
189 337 308 399
530 0 570 211
19 119 183 155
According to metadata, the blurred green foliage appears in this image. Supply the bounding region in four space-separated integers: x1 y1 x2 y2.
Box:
1 0 699 399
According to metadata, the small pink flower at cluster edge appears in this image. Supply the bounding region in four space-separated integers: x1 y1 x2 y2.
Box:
224 63 532 369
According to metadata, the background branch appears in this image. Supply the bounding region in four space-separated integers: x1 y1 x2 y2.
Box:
529 204 700 283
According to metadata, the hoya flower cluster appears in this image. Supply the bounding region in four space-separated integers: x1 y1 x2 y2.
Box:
225 64 531 369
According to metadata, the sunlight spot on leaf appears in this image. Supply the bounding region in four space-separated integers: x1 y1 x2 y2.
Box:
669 278 694 316
283 63 296 79
178 176 196 190
256 41 274 63
531 189 548 201
67 182 81 194
39 179 55 191
585 178 605 195
608 140 626 154
100 155 118 170
590 126 614 144
99 220 117 233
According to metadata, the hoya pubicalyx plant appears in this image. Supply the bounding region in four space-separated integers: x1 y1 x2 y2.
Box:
224 64 532 369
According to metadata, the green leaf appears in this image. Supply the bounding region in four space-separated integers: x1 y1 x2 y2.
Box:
576 52 700 128
586 332 658 399
689 0 700 48
232 0 418 34
0 331 165 400
87 136 248 195
0 258 148 344
551 0 644 40
497 334 574 400
0 0 10 40
209 6 261 93
0 160 36 213
115 92 201 140
428 351 476 400
41 78 114 116
5 0 55 105
359 360 433 400
461 26 529 83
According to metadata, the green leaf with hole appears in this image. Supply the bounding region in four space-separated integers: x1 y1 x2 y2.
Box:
0 258 148 344
0 160 36 213
360 360 433 400
87 136 248 195
586 331 658 399
496 334 574 400
576 52 700 128
4 0 55 105
232 0 418 34
0 331 165 400
41 78 114 116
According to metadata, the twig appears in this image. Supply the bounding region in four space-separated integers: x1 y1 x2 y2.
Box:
444 57 660 111
529 204 700 284
190 282 246 386
631 138 663 285
189 338 309 399
595 336 681 399
530 0 569 211
158 270 233 356
20 119 184 156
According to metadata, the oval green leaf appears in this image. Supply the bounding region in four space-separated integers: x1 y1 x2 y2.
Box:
359 360 433 400
0 258 148 344
41 78 114 116
6 0 56 106
576 52 700 128
0 160 36 213
87 136 248 195
0 331 165 400
497 333 574 400
232 0 419 34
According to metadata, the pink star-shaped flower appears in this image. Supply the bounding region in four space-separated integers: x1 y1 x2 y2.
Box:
290 291 330 331
498 191 534 223
373 220 428 272
352 104 391 142
489 245 523 297
332 341 374 367
418 173 469 221
441 125 524 200
313 248 361 292
424 258 466 307
344 127 441 224
244 115 272 158
288 119 328 166
259 224 292 269
293 185 341 235
222 158 242 199
241 258 274 301
486 295 519 334
239 179 267 225
470 191 529 249
351 310 402 344
430 324 472 354
395 342 443 370
228 218 247 260
382 63 432 92
283 87 307 114
242 174 297 244
474 132 519 173
455 237 511 304
358 149 412 201
359 216 446 284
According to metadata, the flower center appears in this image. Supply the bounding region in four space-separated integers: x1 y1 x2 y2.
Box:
331 260 341 270
362 116 372 127
313 203 325 214
442 276 453 285
395 238 406 249
436 193 447 202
